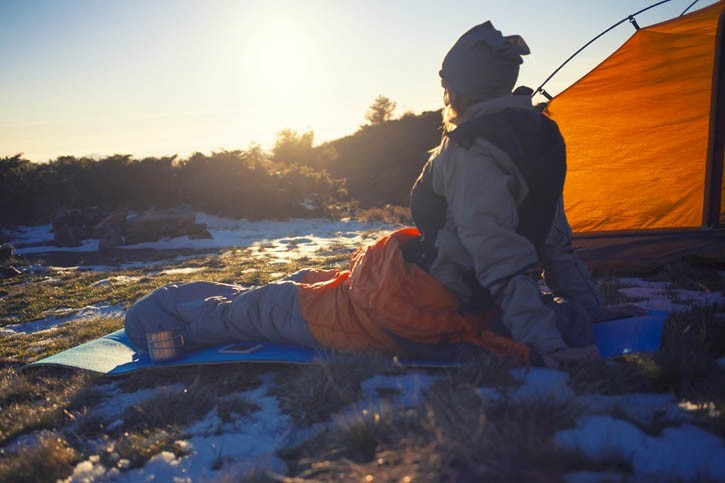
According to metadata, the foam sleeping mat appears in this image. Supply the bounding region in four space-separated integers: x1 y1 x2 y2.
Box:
22 310 668 375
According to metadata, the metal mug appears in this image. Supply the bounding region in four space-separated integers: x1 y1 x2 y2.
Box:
146 330 185 363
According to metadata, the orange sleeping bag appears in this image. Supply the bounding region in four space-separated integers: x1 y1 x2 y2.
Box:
297 228 530 362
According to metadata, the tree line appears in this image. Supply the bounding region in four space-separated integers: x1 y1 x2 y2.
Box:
1 97 443 227
0 149 348 226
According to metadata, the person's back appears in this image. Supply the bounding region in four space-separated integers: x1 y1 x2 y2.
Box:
409 21 604 365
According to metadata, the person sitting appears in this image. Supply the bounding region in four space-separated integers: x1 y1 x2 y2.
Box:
407 21 640 367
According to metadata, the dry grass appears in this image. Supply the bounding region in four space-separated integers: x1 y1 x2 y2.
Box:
656 306 723 397
271 352 394 426
286 383 590 482
0 368 98 446
106 429 184 470
355 204 411 225
1 244 724 481
0 432 78 483
593 274 639 305
645 261 725 294
565 356 657 395
445 350 521 388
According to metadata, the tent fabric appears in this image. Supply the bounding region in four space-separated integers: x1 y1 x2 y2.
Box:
547 1 724 233
573 229 725 273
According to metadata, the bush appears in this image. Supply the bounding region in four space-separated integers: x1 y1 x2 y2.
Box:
0 149 350 226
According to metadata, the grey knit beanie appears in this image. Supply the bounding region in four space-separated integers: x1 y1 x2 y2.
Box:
440 21 530 100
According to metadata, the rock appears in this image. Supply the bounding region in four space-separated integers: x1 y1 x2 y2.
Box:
53 223 86 247
0 243 17 263
124 208 207 244
98 225 124 251
53 207 108 246
92 212 126 238
94 212 127 251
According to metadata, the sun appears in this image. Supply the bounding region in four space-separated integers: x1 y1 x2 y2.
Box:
216 2 333 143
241 10 319 101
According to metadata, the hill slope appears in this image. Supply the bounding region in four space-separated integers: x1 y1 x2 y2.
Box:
319 110 442 207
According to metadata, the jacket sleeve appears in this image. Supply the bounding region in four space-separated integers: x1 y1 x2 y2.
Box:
433 143 567 354
538 198 603 315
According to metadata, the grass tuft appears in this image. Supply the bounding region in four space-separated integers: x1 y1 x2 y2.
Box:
565 357 656 395
655 306 725 400
446 351 520 388
594 274 638 305
271 352 392 426
0 368 97 446
108 429 183 470
332 405 398 463
355 205 411 225
645 261 725 293
0 433 78 483
287 382 587 481
121 386 215 430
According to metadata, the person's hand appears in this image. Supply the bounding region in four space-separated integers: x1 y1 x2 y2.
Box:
545 298 594 347
541 344 600 369
594 303 648 323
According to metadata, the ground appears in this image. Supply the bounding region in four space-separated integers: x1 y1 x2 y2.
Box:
1 214 724 482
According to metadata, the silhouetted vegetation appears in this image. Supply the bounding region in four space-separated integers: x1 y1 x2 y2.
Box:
271 129 337 168
365 95 397 126
1 106 443 227
0 149 348 226
319 109 442 207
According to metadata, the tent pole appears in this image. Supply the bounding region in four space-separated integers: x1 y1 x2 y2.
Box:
703 9 725 229
681 0 701 16
534 0 672 99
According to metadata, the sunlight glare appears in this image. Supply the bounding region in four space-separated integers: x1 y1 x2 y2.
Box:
239 9 320 111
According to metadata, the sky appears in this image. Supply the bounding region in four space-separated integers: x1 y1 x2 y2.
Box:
0 0 718 162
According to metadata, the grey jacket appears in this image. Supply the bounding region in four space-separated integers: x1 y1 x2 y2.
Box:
426 94 602 354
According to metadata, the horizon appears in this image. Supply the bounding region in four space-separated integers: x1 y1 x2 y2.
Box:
1 0 718 163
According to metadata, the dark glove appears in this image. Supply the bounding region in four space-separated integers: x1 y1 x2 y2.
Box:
542 345 601 369
544 297 595 348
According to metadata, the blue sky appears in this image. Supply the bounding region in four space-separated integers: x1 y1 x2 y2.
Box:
0 0 718 162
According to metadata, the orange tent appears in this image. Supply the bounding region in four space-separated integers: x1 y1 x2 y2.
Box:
545 1 724 271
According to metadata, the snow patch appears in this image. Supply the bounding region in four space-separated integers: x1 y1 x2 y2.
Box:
91 383 185 421
360 373 439 407
617 277 725 312
63 455 119 483
555 415 725 481
476 368 573 404
580 393 688 427
148 267 205 276
4 224 54 245
511 367 574 403
0 304 125 336
69 384 297 481
92 275 142 286
11 216 394 268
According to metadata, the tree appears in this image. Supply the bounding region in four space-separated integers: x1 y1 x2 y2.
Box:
271 129 337 169
271 129 315 165
365 95 396 125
